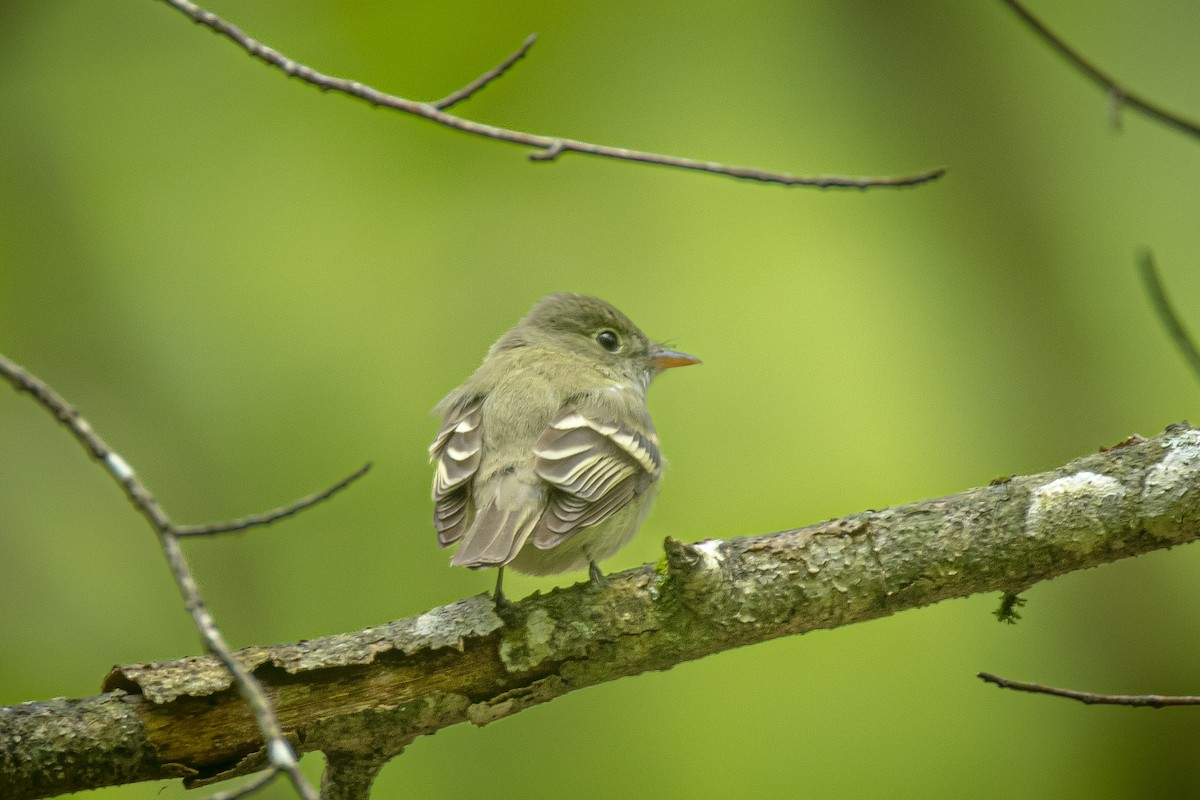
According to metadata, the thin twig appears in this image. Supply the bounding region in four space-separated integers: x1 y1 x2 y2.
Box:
979 672 1200 708
1000 0 1200 139
157 0 944 189
1138 250 1200 382
209 769 279 800
176 462 372 537
0 353 320 800
432 33 537 111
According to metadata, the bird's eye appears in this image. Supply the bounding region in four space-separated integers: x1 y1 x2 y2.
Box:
596 330 621 352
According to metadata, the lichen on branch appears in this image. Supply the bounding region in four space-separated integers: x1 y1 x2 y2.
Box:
5 423 1199 799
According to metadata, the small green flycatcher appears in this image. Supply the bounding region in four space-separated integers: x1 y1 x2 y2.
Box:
429 292 699 602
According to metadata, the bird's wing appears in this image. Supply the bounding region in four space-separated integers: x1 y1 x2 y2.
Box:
429 397 483 546
531 405 661 548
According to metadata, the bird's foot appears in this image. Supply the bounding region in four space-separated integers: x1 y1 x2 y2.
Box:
492 567 513 611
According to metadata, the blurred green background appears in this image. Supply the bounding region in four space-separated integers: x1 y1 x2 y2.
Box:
3 1 1200 797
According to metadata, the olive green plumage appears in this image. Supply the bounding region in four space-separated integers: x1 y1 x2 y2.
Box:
429 293 698 586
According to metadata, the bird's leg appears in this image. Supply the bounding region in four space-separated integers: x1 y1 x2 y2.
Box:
492 566 511 609
582 545 606 586
588 558 605 586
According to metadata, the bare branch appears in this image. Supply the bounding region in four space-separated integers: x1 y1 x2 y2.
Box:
176 462 372 537
0 353 319 800
8 421 1200 797
209 770 279 800
1139 250 1200 383
979 672 1200 708
0 355 175 535
432 33 537 111
999 0 1200 139
156 0 945 189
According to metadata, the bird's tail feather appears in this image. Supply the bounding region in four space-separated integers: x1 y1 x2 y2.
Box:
451 496 540 568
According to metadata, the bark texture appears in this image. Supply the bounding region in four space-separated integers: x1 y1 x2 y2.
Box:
4 424 1199 799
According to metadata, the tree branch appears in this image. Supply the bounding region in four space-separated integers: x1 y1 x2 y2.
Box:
175 463 372 537
156 0 945 189
431 33 538 111
5 422 1200 798
978 673 1200 708
1139 250 1200 383
999 0 1200 138
209 770 280 800
0 354 371 800
971 255 1200 711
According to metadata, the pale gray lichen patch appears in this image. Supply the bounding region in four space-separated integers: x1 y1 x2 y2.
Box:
105 649 274 703
499 608 557 673
1024 471 1128 553
104 595 506 701
267 594 503 673
692 540 724 571
1142 429 1200 519
398 595 505 655
799 534 856 584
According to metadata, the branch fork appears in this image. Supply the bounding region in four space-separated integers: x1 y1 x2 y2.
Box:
158 0 945 189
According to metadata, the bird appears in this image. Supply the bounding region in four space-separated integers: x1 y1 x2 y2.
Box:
429 292 699 604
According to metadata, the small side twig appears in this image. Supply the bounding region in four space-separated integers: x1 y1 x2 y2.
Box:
999 0 1200 139
157 0 944 189
1138 250 1200 383
979 673 1200 708
432 33 537 111
209 769 280 800
978 254 1200 713
176 462 371 537
0 353 346 800
528 140 565 162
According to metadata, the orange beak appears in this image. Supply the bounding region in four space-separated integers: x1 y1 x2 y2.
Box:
651 347 701 370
